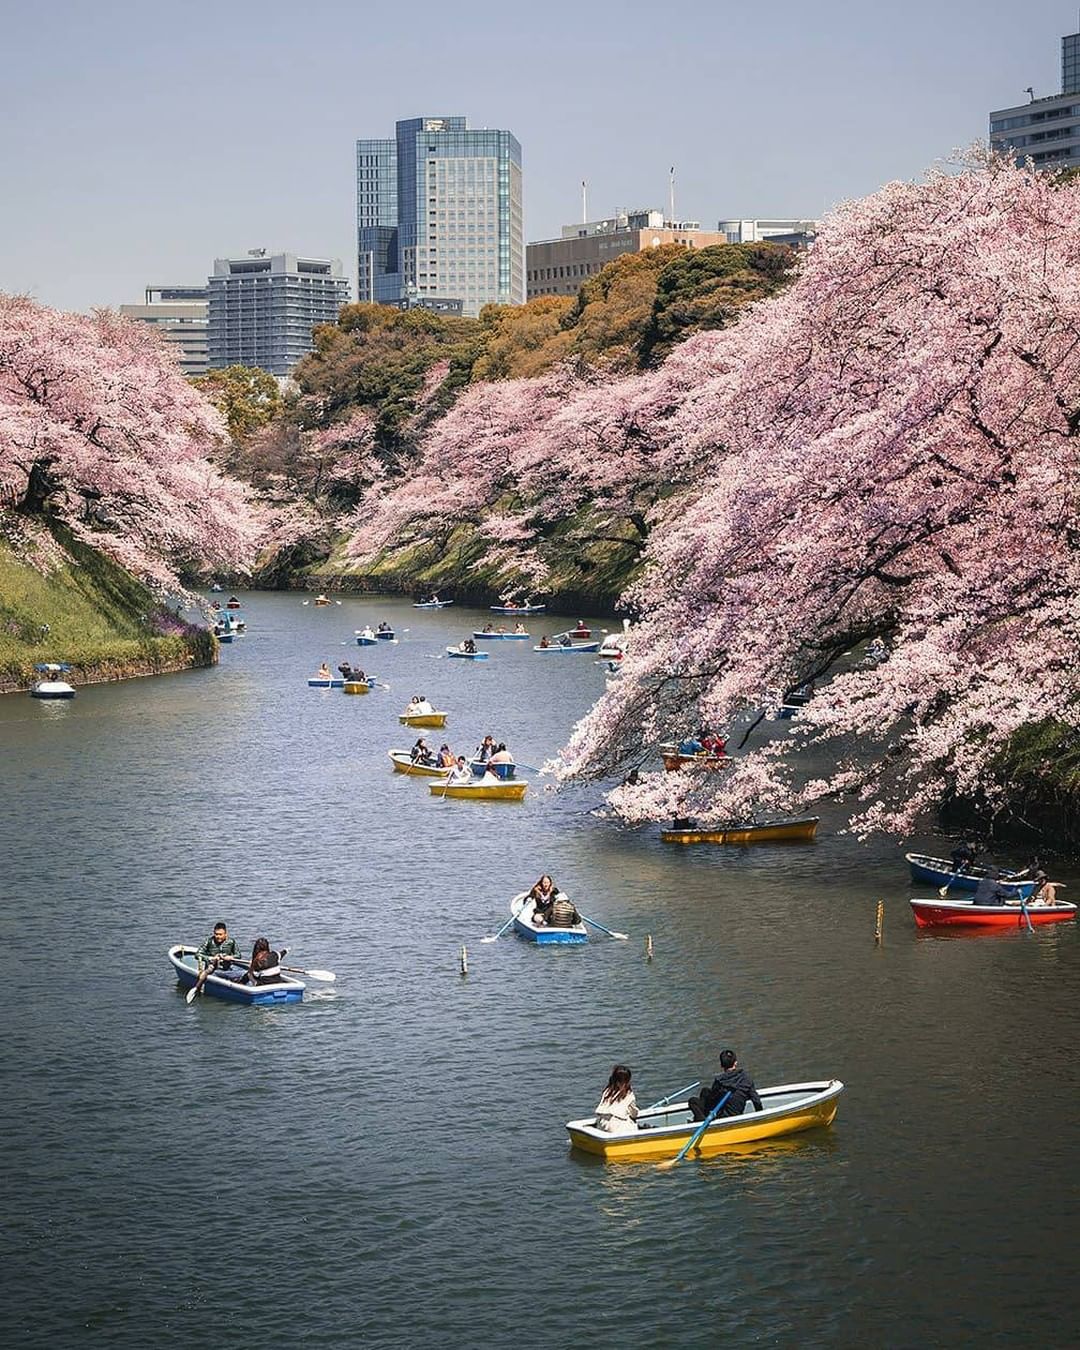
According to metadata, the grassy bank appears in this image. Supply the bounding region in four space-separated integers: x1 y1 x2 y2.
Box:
0 524 215 691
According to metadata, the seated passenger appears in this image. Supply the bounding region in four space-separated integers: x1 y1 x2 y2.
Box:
546 893 581 928
463 638 477 654
678 735 704 756
475 735 496 762
243 937 289 985
514 623 526 634
529 874 558 923
437 744 455 768
338 662 354 681
415 695 434 714
483 623 495 633
593 1065 640 1134
950 839 978 873
539 635 551 648
973 871 1010 906
411 738 434 765
317 663 331 679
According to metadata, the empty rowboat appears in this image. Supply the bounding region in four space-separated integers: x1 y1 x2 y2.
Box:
168 945 304 1005
388 750 452 778
905 853 1035 898
909 897 1076 928
661 817 819 845
510 893 587 944
429 780 527 801
566 1079 844 1162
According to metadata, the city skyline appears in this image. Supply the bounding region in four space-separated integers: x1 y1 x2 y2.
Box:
2 0 1077 313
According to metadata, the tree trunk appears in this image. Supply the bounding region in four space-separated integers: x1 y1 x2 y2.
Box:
17 457 61 514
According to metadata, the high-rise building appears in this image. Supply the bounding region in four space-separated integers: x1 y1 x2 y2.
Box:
119 285 210 377
206 252 349 377
990 26 1080 171
717 219 818 247
357 116 524 316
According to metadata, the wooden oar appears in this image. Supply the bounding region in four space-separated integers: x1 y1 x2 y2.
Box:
579 913 628 940
658 1091 732 1170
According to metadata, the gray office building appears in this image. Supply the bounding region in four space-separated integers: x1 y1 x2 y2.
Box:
357 116 524 317
990 27 1080 171
207 252 349 376
119 285 209 377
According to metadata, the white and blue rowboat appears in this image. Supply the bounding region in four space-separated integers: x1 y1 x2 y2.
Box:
905 852 1036 898
356 630 378 645
446 646 489 659
510 894 588 945
308 677 346 688
30 664 76 699
414 600 454 609
168 945 304 1005
469 759 517 779
473 631 530 640
215 630 235 644
533 641 600 654
376 629 396 640
491 604 546 614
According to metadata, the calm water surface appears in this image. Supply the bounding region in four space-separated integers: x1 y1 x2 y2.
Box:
1 594 1077 1348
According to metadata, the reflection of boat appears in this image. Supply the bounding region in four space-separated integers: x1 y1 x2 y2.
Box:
659 744 728 772
491 603 545 614
905 853 1035 898
30 663 76 699
446 645 489 660
429 780 527 800
661 817 819 845
533 640 600 654
414 599 453 609
308 677 345 688
388 750 451 778
910 897 1076 928
399 711 448 728
168 945 304 1005
510 893 587 944
473 630 530 640
567 1079 844 1162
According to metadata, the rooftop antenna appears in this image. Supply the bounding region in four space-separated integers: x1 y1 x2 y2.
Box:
582 179 588 224
1024 85 1035 102
668 165 676 226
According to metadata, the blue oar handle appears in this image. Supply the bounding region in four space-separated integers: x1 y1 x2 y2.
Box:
645 1081 700 1111
669 1090 732 1166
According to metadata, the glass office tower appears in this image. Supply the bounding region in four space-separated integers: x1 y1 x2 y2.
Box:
356 116 524 316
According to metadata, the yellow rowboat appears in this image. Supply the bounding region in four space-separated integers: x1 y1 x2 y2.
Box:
388 750 452 778
344 681 372 694
567 1080 843 1162
399 711 448 728
429 780 527 801
661 816 819 846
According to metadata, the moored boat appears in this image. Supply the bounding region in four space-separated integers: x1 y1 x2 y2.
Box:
388 750 452 778
29 663 76 699
399 710 448 728
446 645 489 659
905 853 1035 898
661 817 819 845
909 897 1076 928
429 779 527 800
510 893 587 944
566 1079 844 1162
168 945 304 1005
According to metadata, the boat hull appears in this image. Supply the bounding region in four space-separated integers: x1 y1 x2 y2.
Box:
659 745 728 772
356 635 377 645
910 899 1076 928
429 781 527 800
468 760 517 779
376 632 396 640
399 712 448 728
491 605 545 614
567 1080 843 1162
30 683 76 699
446 648 489 659
389 751 451 778
661 817 819 845
511 893 587 944
343 681 375 694
169 946 304 1005
473 632 530 640
414 601 453 609
308 678 345 688
532 642 600 654
905 853 1035 898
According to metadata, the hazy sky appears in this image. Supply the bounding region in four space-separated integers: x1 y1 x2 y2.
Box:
2 0 1076 312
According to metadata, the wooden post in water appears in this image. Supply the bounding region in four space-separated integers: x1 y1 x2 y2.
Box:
874 901 884 946
460 944 468 976
645 934 654 961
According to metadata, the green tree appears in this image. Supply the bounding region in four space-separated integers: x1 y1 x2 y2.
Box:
191 365 282 442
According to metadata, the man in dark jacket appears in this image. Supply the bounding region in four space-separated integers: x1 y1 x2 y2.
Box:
973 872 1010 906
688 1050 763 1121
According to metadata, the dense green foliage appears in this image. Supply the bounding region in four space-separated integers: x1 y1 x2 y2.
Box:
192 365 282 441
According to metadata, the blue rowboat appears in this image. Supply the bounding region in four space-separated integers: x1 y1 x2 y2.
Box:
905 852 1035 898
532 641 600 654
308 677 345 688
168 945 304 1005
469 759 517 779
217 632 235 644
510 893 587 944
491 604 545 614
356 632 378 645
473 631 530 640
414 600 454 609
376 630 396 640
446 646 489 659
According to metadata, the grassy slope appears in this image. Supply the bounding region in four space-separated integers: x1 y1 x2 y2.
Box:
0 527 212 687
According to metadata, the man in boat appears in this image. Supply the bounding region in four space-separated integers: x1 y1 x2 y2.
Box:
950 838 978 873
192 922 243 995
678 734 705 756
688 1050 763 1121
448 755 472 783
415 694 434 714
338 661 354 682
972 870 1010 906
463 637 477 654
514 622 527 635
482 622 495 633
545 893 581 928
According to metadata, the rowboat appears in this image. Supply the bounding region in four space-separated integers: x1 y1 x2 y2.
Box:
491 604 545 614
388 750 452 778
30 663 76 699
910 897 1076 928
598 623 630 661
567 1080 843 1162
376 629 396 641
468 759 517 779
356 630 377 645
659 743 728 772
226 599 242 610
216 631 235 644
772 684 813 720
473 631 530 640
533 641 600 654
429 780 527 800
414 600 453 609
314 595 331 607
661 817 819 845
446 646 489 659
168 945 304 1005
343 679 377 694
905 853 1036 898
308 677 345 688
510 893 587 944
399 711 448 728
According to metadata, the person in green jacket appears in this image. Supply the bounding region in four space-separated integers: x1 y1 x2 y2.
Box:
193 921 242 995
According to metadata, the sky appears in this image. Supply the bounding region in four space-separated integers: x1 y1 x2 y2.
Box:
1 0 1077 312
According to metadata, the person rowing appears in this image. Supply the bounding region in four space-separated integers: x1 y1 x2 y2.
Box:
411 738 435 766
448 755 472 783
192 921 242 997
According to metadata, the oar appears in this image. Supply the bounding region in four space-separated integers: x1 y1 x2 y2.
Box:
1019 895 1035 934
185 954 240 1003
579 913 628 940
658 1091 731 1170
481 896 525 942
279 963 336 981
644 1081 701 1111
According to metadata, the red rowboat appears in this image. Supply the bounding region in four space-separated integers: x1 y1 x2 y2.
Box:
910 897 1076 928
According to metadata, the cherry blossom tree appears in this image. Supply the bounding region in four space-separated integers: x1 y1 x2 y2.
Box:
0 294 260 591
557 159 1080 834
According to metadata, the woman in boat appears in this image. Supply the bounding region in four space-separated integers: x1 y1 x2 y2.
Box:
701 730 727 757
411 738 434 766
539 635 551 648
437 743 455 769
243 937 289 985
514 622 526 635
475 735 496 762
487 743 514 771
406 694 423 715
593 1065 639 1134
483 622 495 633
317 662 332 680
529 874 559 923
